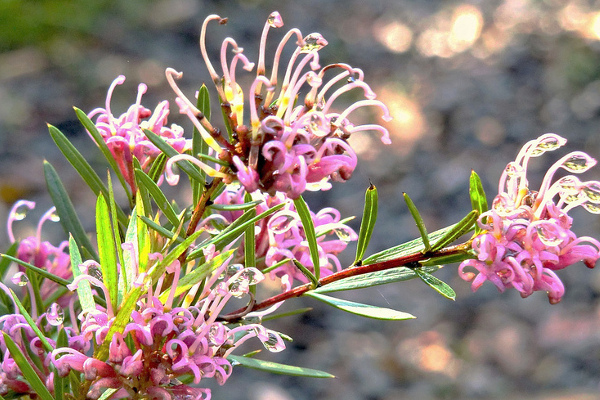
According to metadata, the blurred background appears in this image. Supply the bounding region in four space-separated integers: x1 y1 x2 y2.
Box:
2 0 600 399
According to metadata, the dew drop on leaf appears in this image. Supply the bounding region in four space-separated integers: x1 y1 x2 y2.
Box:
46 303 64 326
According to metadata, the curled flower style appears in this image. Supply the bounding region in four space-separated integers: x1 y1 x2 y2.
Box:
7 200 72 306
459 134 600 303
166 11 391 198
212 185 357 283
87 75 192 192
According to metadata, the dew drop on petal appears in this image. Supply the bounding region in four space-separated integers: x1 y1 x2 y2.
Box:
582 202 600 214
46 303 64 326
530 134 566 156
11 272 29 287
561 152 597 173
86 264 103 281
261 331 285 352
267 11 283 28
300 33 328 52
48 210 60 222
555 176 581 195
220 264 244 280
535 224 564 246
12 204 33 221
583 181 600 203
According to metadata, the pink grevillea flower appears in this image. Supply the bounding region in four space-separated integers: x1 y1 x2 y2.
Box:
54 255 285 399
87 75 191 192
459 134 600 303
211 185 357 283
7 200 72 307
165 11 391 199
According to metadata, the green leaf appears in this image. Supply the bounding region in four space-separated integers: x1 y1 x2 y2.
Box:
143 128 205 185
2 332 54 400
197 83 211 121
107 173 125 305
313 265 441 294
193 84 212 201
74 106 132 203
48 124 128 227
469 170 488 234
69 235 96 314
363 226 456 265
244 192 257 271
148 152 168 183
208 200 263 211
262 307 313 322
403 192 430 252
139 215 183 243
304 292 415 320
133 158 152 216
420 252 474 267
44 160 98 261
96 194 118 310
122 206 140 294
0 242 18 281
293 196 320 279
135 168 180 228
354 183 378 264
0 254 70 287
292 259 319 288
150 229 205 282
415 268 456 300
136 190 151 273
187 202 286 261
228 355 334 378
429 210 478 252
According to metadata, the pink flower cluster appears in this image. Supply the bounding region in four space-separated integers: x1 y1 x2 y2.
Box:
166 12 391 199
87 75 191 192
459 134 600 303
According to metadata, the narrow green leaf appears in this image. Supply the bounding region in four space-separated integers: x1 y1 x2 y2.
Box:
139 215 183 243
94 285 144 362
197 84 211 120
150 229 204 282
469 170 488 234
293 259 319 288
363 226 456 265
262 307 313 322
354 183 378 264
9 289 53 352
313 265 441 294
419 252 474 267
135 168 180 228
2 332 54 400
48 124 128 227
0 242 18 281
1 254 70 287
415 268 456 300
74 106 132 203
135 190 152 273
148 152 168 183
143 128 205 185
208 200 263 211
98 389 119 400
133 158 152 217
293 196 320 279
304 292 415 320
69 235 96 314
122 206 139 294
193 84 212 201
430 210 478 252
44 160 98 261
228 355 334 378
403 192 430 252
244 192 256 271
187 202 286 261
96 194 118 310
106 173 125 306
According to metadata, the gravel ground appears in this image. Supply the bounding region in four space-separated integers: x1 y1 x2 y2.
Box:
2 1 600 399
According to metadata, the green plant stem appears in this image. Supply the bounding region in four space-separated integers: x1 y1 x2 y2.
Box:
223 241 472 319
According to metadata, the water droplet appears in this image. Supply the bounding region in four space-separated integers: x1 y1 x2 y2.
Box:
267 11 283 28
208 323 227 346
535 223 564 246
242 315 262 324
48 209 60 222
12 203 34 221
583 181 600 203
261 331 285 352
583 202 600 214
561 152 597 172
268 212 297 234
11 272 29 287
228 279 249 298
530 134 566 156
85 264 103 281
504 162 522 177
556 176 581 195
46 303 64 326
300 33 328 52
220 263 244 280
